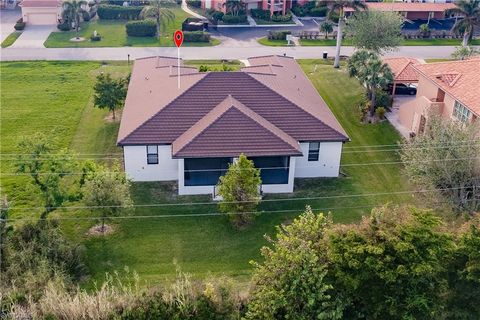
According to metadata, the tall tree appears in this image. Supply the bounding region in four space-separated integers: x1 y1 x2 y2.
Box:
93 73 128 121
16 133 80 218
329 0 367 68
62 0 87 34
140 0 175 38
347 50 393 115
400 117 480 214
82 162 133 233
320 20 333 39
451 45 480 60
223 0 245 16
345 11 403 53
447 0 480 47
217 154 261 228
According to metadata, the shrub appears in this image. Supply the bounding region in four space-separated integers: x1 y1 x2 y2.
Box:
375 89 393 109
221 14 247 24
211 10 224 22
183 31 210 42
97 4 143 20
268 30 291 40
126 19 157 37
375 106 386 119
14 18 26 31
82 10 91 22
57 22 71 31
186 0 201 8
90 34 101 41
271 13 292 22
250 8 270 20
310 6 328 17
291 1 317 17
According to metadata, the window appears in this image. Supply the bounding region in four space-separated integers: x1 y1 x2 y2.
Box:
453 101 471 123
146 145 158 164
308 142 320 161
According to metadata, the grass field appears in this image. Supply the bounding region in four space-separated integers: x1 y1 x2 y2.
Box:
1 31 21 48
1 59 411 286
44 7 219 48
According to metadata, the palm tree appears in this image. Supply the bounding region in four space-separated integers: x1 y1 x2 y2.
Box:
140 0 175 38
223 0 245 16
347 50 393 116
329 0 367 68
447 0 480 47
320 21 333 39
62 0 87 34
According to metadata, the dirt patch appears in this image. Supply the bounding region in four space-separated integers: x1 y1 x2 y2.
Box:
87 224 115 236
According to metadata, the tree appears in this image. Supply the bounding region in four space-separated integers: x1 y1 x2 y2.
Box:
400 117 480 214
216 154 261 228
82 162 133 233
329 0 367 68
447 0 480 47
16 133 80 218
347 50 393 116
319 20 333 39
345 11 403 53
246 206 342 320
62 0 87 34
93 73 128 121
140 0 175 38
451 45 480 60
223 0 245 16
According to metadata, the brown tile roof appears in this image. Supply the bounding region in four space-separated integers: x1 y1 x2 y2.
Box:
172 95 302 158
20 0 61 7
118 56 348 157
383 57 422 83
345 2 456 12
413 58 480 116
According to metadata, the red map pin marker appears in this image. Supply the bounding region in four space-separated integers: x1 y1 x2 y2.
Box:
174 30 184 48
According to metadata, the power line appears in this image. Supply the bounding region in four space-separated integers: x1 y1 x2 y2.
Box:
6 186 474 212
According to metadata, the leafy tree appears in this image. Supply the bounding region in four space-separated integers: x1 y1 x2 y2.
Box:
246 206 342 320
217 154 261 228
93 73 128 121
62 0 87 34
16 133 80 218
345 11 403 53
140 0 175 38
329 0 367 68
451 45 480 60
447 0 480 46
82 162 133 233
401 118 480 214
223 0 245 16
347 50 393 115
319 20 333 39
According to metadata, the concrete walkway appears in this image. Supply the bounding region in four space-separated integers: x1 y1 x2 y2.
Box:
181 0 206 19
10 25 55 48
0 45 460 61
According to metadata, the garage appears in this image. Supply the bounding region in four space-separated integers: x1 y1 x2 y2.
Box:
20 0 61 25
26 13 57 25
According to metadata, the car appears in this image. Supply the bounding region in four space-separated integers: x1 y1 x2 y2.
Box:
387 83 417 95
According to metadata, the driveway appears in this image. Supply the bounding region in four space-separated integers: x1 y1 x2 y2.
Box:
10 25 56 48
385 95 417 138
0 9 21 43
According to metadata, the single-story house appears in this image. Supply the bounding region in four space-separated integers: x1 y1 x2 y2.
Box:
398 57 479 135
383 57 422 95
19 0 62 25
117 55 349 196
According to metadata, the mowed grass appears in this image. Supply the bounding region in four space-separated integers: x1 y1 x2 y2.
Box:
1 31 22 48
44 6 219 48
1 60 411 286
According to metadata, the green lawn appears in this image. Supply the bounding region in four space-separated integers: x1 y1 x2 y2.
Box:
44 7 219 48
1 60 412 286
257 37 293 46
1 31 21 48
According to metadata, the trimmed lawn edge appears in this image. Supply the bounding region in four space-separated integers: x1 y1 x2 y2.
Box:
1 31 22 48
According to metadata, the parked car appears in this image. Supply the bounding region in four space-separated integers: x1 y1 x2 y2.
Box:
387 83 417 95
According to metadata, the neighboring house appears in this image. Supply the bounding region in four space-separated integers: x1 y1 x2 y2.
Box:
19 0 62 25
383 57 421 95
201 0 293 16
117 55 349 196
398 58 480 136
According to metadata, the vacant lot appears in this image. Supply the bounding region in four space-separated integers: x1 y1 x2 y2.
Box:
0 60 411 286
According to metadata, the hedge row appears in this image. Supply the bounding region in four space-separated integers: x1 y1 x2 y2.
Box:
125 19 156 37
97 4 143 20
221 14 247 24
184 31 210 42
250 9 270 20
267 30 291 40
271 12 292 22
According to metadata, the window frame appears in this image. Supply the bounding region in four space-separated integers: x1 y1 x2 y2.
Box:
453 101 471 123
146 145 159 165
308 142 320 162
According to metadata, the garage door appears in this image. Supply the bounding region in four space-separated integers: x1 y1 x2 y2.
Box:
27 13 57 25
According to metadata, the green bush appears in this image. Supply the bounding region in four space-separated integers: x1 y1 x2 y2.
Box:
221 14 247 24
271 13 292 22
375 107 386 119
97 4 143 20
250 8 270 20
211 10 224 22
14 18 26 31
268 30 291 40
310 6 328 17
291 2 316 17
57 22 71 31
376 89 393 109
82 10 91 22
186 0 201 8
90 33 102 41
126 19 157 37
183 31 211 42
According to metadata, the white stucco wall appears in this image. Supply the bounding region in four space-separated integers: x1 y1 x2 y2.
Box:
295 142 343 178
123 145 178 182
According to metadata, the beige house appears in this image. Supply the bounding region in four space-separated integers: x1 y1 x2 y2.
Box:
398 58 480 136
20 0 62 25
